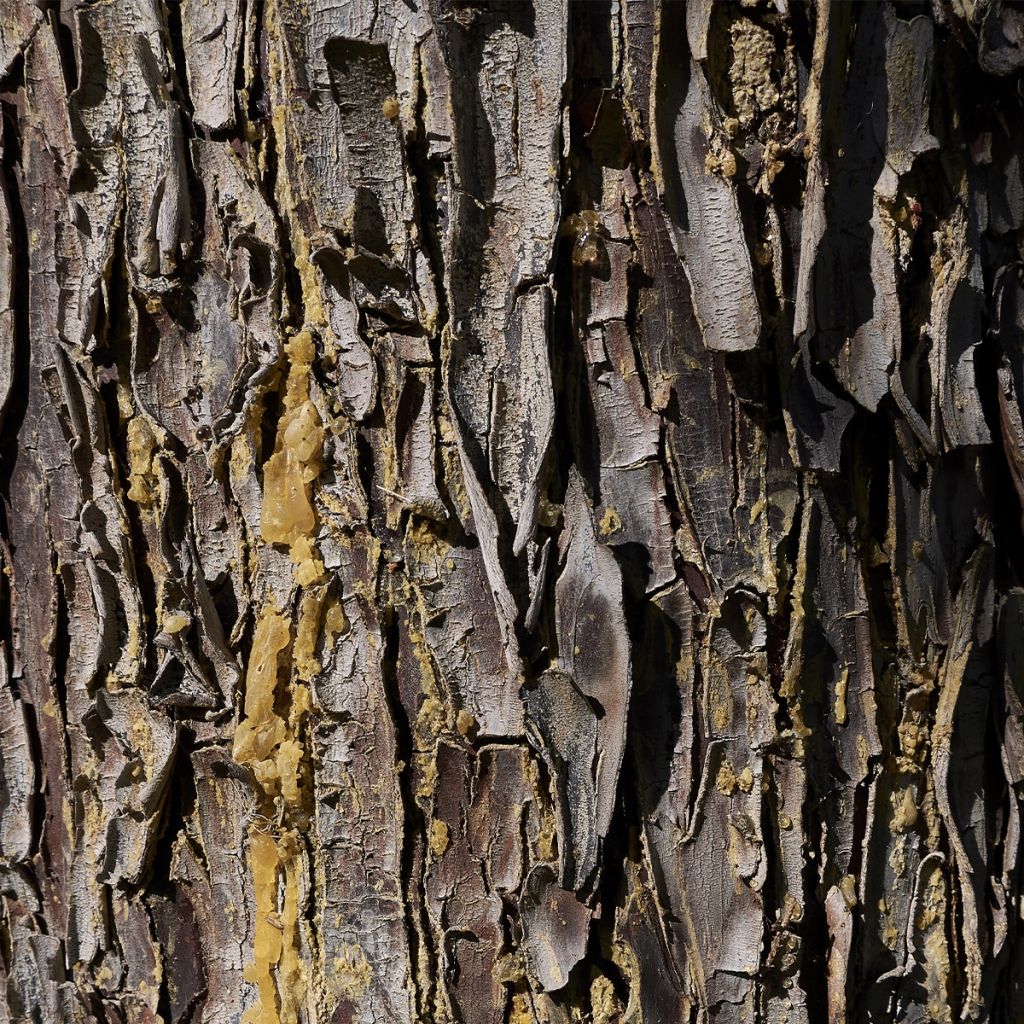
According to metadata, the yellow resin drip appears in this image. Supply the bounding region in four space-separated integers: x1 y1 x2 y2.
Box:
293 591 325 682
428 819 450 858
126 416 160 507
242 828 307 1024
238 8 331 1022
277 833 305 1024
261 331 324 558
233 613 291 793
244 830 284 1024
234 610 311 1024
834 667 849 726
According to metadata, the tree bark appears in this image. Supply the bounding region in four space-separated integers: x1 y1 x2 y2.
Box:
0 1 1022 1022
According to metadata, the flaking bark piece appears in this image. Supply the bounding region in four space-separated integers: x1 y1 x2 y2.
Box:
613 862 689 1023
123 139 286 467
0 654 35 863
447 388 525 687
554 471 631 854
180 0 243 132
94 688 178 887
396 364 446 521
995 262 1024 510
430 0 563 558
313 249 378 422
931 542 995 1019
324 36 412 266
409 529 524 738
0 3 41 80
520 864 591 993
523 668 599 890
652 11 761 353
0 167 13 432
176 747 257 1024
977 0 1024 75
149 481 241 712
496 286 556 557
424 741 507 1024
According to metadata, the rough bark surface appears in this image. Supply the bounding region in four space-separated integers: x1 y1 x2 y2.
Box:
1 1 1023 1022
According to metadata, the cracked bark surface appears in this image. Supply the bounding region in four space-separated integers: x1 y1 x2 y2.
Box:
1 1 1024 1022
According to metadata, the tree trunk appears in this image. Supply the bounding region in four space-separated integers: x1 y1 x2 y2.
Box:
0 1 1022 1021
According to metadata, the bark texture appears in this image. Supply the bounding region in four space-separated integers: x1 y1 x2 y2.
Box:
0 1 1023 1022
